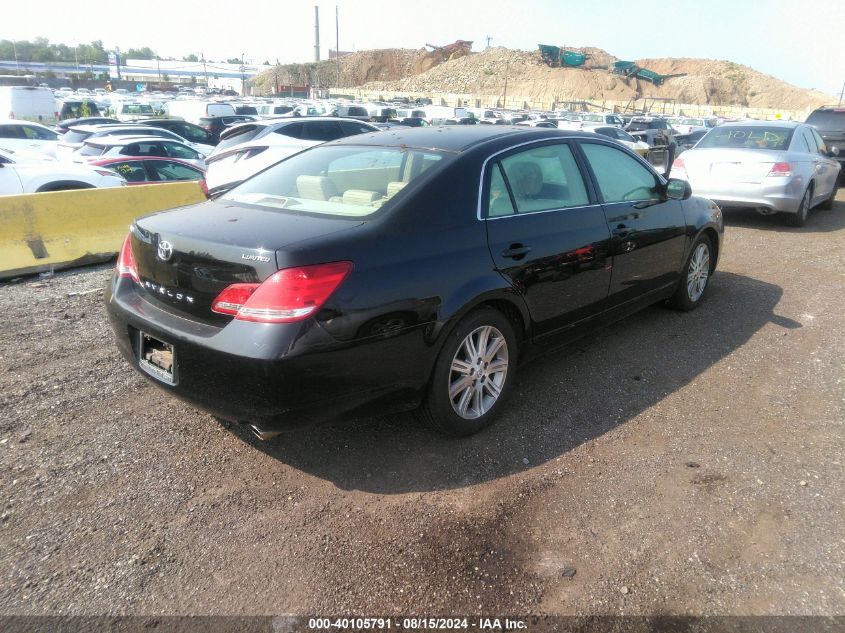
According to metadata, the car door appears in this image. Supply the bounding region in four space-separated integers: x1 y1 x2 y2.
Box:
577 140 687 305
484 140 613 339
808 127 838 201
0 157 23 194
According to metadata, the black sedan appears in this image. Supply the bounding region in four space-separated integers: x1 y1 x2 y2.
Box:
106 126 723 439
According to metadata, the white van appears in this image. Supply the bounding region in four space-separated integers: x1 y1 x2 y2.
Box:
423 105 469 125
0 86 58 123
164 100 236 124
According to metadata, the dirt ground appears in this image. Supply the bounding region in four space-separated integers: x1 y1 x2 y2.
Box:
1 193 843 623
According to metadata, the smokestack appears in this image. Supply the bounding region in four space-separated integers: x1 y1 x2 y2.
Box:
314 5 321 62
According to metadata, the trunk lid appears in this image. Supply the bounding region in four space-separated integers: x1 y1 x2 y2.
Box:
682 148 784 185
131 199 364 324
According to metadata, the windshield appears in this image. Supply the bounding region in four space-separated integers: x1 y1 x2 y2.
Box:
697 126 794 150
223 145 446 217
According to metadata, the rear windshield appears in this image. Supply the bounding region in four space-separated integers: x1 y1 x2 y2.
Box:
216 125 262 151
697 126 793 150
223 145 447 218
805 110 845 130
62 130 92 144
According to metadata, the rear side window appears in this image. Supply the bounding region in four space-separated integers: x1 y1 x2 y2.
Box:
21 125 57 140
274 122 304 139
301 121 344 141
491 143 589 215
581 142 657 203
0 126 23 139
109 161 147 182
488 164 515 217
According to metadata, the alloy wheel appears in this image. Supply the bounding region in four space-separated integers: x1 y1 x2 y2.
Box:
449 325 509 420
686 242 710 302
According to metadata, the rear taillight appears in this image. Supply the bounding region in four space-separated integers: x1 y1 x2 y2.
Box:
672 157 685 170
767 162 792 177
211 261 353 323
117 233 140 283
199 178 209 197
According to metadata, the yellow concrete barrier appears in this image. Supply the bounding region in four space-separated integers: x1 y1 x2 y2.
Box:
0 182 206 279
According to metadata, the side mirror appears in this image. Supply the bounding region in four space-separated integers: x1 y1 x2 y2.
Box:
829 147 840 158
666 178 692 201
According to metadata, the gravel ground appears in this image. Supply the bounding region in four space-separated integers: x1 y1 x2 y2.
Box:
0 193 843 620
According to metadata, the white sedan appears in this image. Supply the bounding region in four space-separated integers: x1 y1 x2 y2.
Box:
0 148 125 195
0 120 60 157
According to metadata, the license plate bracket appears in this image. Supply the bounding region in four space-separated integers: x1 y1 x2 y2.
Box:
138 331 177 385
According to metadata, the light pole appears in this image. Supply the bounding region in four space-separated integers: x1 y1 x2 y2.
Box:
12 40 20 73
839 80 845 107
240 53 246 96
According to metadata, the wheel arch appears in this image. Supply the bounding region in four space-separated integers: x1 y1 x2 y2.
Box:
35 180 95 193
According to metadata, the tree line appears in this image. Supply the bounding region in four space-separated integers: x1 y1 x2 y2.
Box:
0 38 262 65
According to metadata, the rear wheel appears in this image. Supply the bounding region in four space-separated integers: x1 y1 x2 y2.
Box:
785 187 811 227
669 234 713 311
417 307 518 436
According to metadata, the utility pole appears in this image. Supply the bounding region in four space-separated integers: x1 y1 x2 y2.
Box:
12 41 20 73
274 58 280 96
314 5 321 62
486 35 492 49
201 52 208 87
240 53 246 96
156 56 161 82
502 61 509 107
839 80 845 107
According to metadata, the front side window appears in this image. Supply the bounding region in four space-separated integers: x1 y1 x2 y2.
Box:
581 142 658 203
148 160 202 181
491 143 589 215
164 143 199 159
223 145 446 218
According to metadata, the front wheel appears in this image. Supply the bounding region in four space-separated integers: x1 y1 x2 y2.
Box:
669 234 713 311
417 308 518 436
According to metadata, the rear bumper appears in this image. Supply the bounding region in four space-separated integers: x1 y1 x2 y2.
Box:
105 276 433 434
685 177 803 213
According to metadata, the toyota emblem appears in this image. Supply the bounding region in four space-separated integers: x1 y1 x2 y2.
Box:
157 240 173 262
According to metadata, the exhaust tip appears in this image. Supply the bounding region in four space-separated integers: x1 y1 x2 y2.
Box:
249 424 282 441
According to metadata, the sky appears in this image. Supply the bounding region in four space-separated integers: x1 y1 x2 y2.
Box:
3 0 844 98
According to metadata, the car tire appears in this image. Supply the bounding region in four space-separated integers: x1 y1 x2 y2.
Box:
669 233 714 311
818 181 839 210
417 307 518 437
785 187 812 227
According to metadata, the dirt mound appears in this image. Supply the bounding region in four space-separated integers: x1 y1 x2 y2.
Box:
253 45 832 111
251 48 428 93
633 57 833 110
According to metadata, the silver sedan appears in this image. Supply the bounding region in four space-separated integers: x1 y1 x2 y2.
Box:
670 121 840 226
